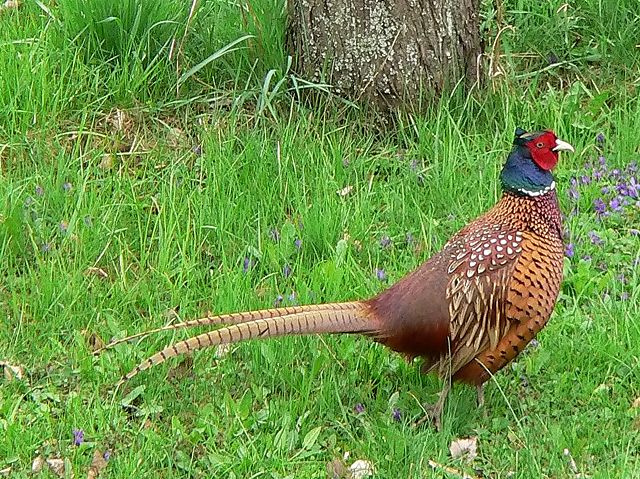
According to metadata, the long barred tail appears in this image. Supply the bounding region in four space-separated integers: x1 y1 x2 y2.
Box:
117 302 375 386
95 303 353 354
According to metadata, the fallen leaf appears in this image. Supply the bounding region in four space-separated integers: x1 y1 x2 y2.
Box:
326 458 347 479
1 360 25 381
216 344 231 358
337 185 353 197
0 0 19 11
349 460 374 479
82 330 106 352
98 154 115 170
46 458 67 478
0 467 11 476
32 456 45 473
33 456 70 478
450 436 478 463
84 267 108 280
632 397 640 409
87 450 109 479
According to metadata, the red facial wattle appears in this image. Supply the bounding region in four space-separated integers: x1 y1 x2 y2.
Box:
527 131 561 171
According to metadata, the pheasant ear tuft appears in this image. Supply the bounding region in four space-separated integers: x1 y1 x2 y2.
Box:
514 127 527 138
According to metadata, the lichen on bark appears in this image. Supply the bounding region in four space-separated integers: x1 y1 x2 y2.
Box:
286 0 480 109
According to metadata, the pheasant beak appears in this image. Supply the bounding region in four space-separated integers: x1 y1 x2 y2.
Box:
552 138 574 153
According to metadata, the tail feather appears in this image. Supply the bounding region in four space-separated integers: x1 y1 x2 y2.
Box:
96 303 351 355
117 302 375 386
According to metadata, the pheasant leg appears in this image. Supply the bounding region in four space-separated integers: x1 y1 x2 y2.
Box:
476 383 489 419
415 381 451 431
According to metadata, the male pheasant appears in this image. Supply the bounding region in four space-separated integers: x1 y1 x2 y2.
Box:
99 128 574 428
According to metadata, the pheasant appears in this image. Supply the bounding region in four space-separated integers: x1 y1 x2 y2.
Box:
99 128 574 429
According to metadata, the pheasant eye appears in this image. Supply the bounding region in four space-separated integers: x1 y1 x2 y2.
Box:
536 142 544 148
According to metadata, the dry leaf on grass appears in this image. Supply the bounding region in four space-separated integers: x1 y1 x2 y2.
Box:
1 360 25 381
326 457 347 479
32 456 71 478
348 460 375 479
82 330 106 352
0 0 19 11
98 154 115 170
0 467 11 476
632 397 640 409
337 185 353 197
87 450 109 479
84 267 109 280
449 436 478 463
216 344 231 358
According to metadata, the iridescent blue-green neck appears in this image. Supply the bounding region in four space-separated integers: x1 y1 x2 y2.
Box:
500 144 555 197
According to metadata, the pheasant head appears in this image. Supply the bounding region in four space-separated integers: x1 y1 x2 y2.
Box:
501 128 574 197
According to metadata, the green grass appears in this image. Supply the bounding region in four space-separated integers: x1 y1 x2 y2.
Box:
1 0 640 477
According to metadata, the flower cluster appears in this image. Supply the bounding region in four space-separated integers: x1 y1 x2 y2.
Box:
563 133 639 300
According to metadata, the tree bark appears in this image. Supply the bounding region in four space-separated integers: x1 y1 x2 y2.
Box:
286 0 480 110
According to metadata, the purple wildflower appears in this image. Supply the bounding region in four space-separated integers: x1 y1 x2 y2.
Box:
593 198 606 215
40 243 51 253
192 145 202 156
593 169 604 181
564 243 575 258
617 274 627 284
629 177 639 198
617 183 630 196
242 256 252 273
581 255 591 261
283 264 292 278
568 186 579 201
406 233 415 246
392 408 402 422
609 197 622 212
103 451 111 461
35 185 44 197
72 429 84 447
601 186 610 195
595 133 605 144
274 294 284 306
287 292 297 304
621 292 629 301
588 231 604 246
294 238 302 250
580 175 591 185
630 229 639 236
354 403 365 414
59 221 69 234
376 268 387 281
379 236 391 248
598 156 607 166
628 161 638 173
611 169 621 178
62 182 73 192
269 228 280 243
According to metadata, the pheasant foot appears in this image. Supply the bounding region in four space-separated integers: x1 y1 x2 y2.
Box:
414 381 451 431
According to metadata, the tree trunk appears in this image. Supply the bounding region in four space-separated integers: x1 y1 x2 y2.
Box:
286 0 480 110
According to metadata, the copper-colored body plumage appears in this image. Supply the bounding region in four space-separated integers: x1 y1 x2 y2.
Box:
99 129 572 427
